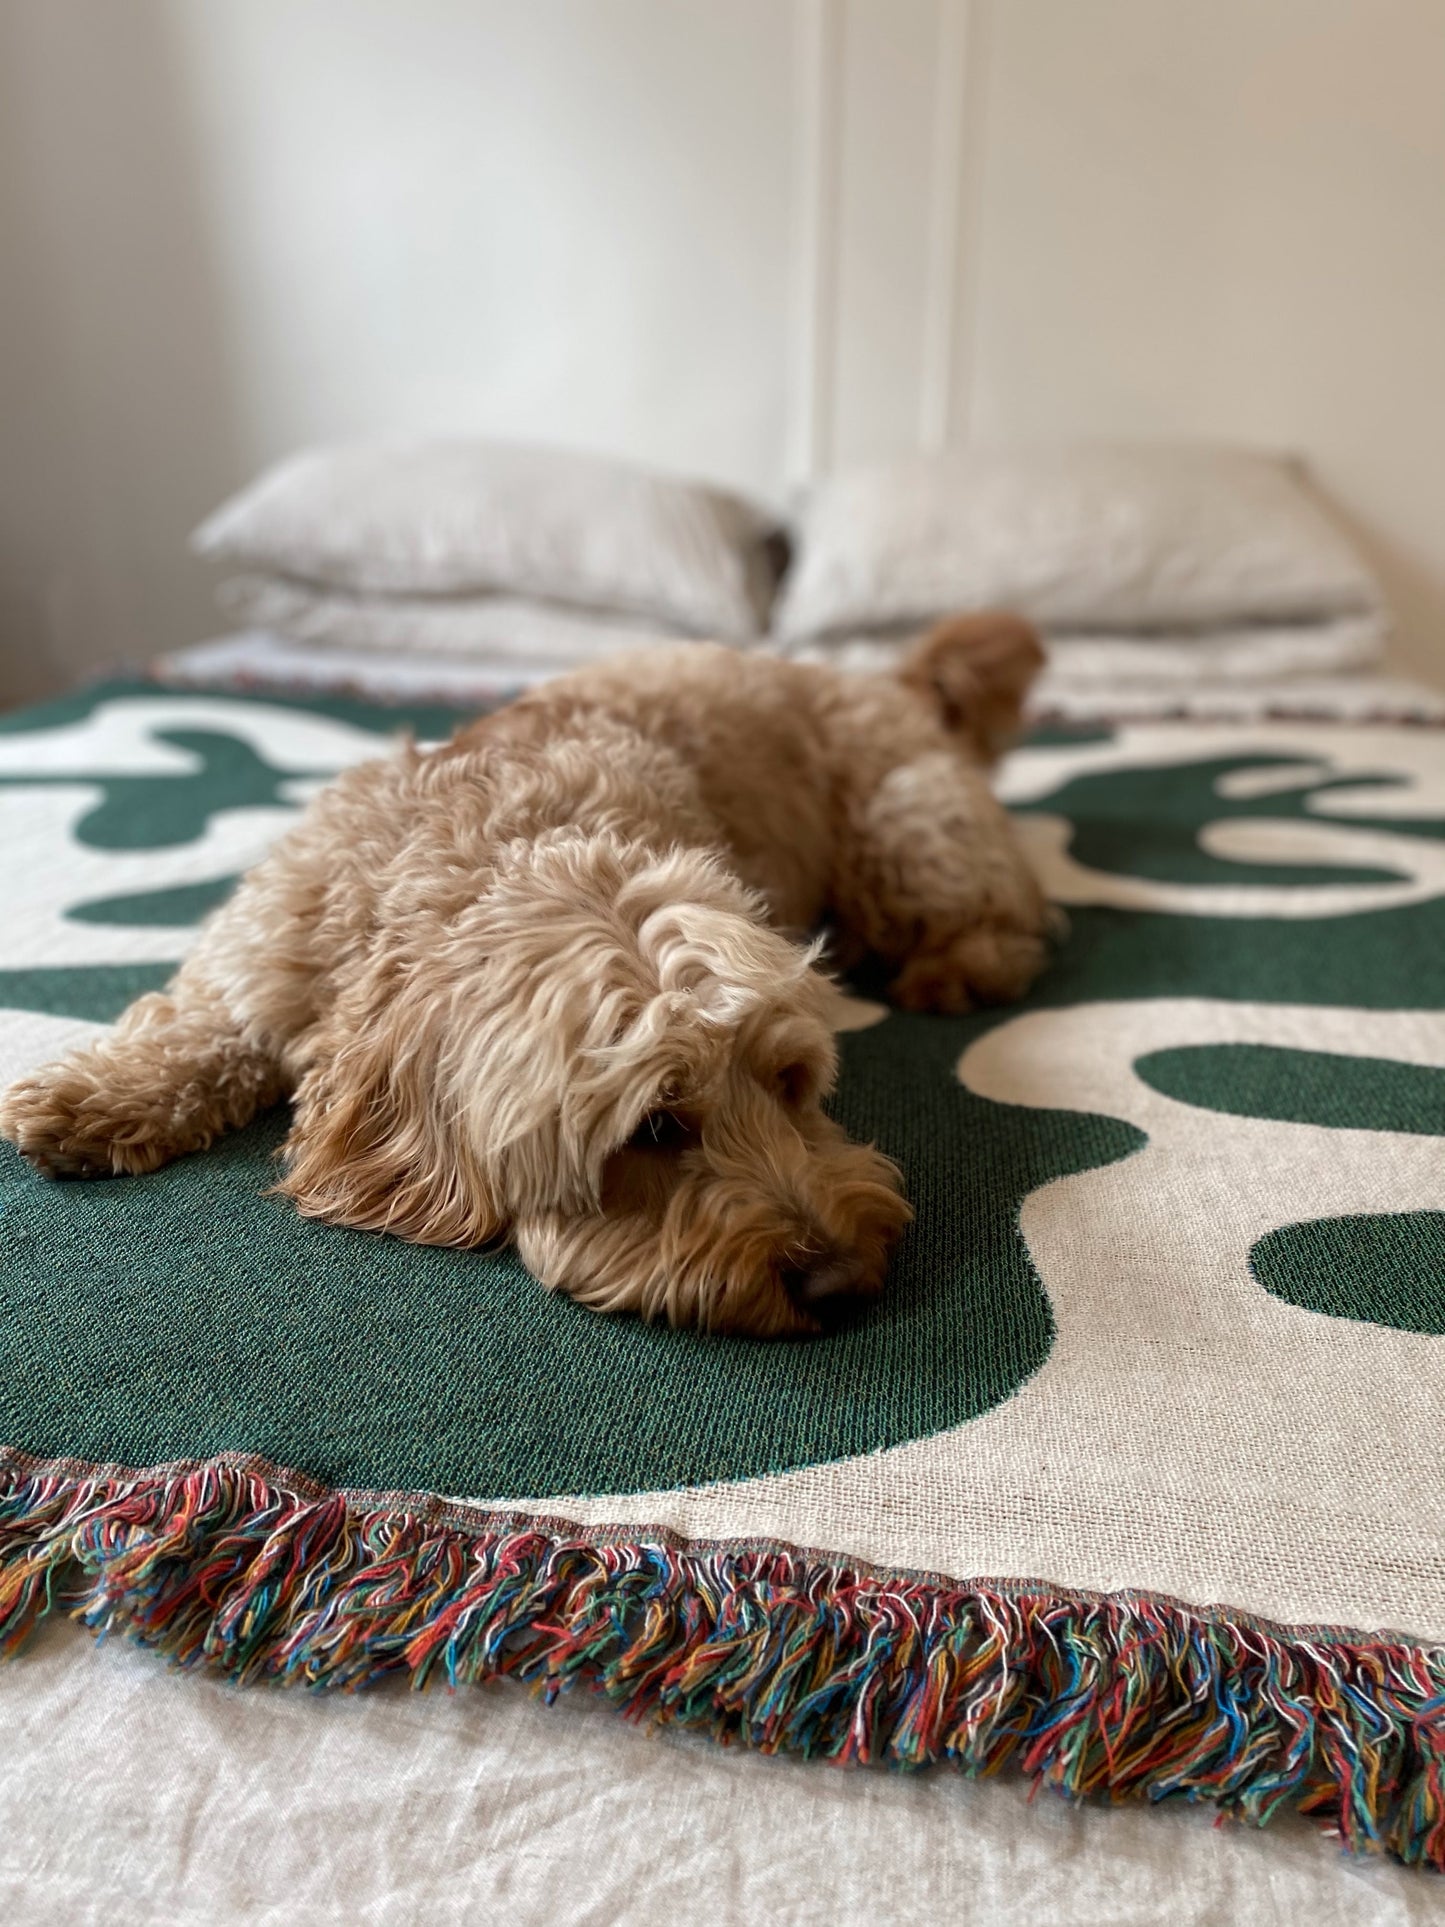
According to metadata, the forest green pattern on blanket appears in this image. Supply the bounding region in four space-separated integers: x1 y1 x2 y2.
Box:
2 677 1444 1868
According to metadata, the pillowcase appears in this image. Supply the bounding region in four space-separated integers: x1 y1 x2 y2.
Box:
194 440 779 641
214 574 690 665
775 444 1381 642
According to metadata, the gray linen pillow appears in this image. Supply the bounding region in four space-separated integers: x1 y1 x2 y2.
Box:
194 440 779 641
776 444 1380 642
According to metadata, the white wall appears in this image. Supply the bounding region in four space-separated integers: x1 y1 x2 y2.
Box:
2 0 1444 704
0 0 246 702
968 0 1445 687
0 0 797 703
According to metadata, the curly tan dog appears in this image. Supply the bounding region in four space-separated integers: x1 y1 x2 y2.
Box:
0 613 1051 1336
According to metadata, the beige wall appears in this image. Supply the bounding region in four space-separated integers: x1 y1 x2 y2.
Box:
0 0 796 704
969 0 1445 687
0 1 244 703
1 0 1444 705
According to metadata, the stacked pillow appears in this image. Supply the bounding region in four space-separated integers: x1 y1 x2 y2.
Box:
194 438 1385 692
194 440 781 674
773 443 1385 686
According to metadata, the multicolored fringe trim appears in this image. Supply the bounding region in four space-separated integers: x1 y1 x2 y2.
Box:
2 1451 1443 1871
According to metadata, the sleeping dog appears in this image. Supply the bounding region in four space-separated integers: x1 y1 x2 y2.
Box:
0 615 1051 1336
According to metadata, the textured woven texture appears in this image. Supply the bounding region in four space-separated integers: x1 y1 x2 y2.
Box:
1 675 1443 1867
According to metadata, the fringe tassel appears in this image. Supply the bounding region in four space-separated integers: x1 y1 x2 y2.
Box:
2 1454 1443 1869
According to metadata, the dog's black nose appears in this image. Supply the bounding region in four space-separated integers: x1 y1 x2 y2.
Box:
782 1251 870 1322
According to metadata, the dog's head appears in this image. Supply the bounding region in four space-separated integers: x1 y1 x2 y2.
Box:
279 832 910 1335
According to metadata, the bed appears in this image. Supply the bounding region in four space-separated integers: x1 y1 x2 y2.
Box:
3 441 1444 1925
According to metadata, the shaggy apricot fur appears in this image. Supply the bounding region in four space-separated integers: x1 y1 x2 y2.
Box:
0 613 1050 1336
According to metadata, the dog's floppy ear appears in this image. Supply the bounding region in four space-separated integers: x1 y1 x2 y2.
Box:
276 998 504 1248
899 610 1045 763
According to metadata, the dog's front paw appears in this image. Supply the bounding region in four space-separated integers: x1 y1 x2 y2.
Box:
0 1066 173 1179
889 923 1050 1014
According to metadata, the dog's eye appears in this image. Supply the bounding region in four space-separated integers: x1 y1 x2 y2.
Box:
777 1062 812 1106
626 1109 696 1153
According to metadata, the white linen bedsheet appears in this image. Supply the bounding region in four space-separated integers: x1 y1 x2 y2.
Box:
155 628 1445 726
0 1618 1432 1927
157 628 628 704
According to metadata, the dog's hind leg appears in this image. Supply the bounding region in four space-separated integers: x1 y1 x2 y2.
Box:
831 747 1053 1014
821 610 1054 1013
0 965 287 1178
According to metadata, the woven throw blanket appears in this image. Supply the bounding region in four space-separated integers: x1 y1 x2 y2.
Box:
1 677 1443 1868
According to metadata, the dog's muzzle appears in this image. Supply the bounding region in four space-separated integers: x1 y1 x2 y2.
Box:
780 1248 875 1324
